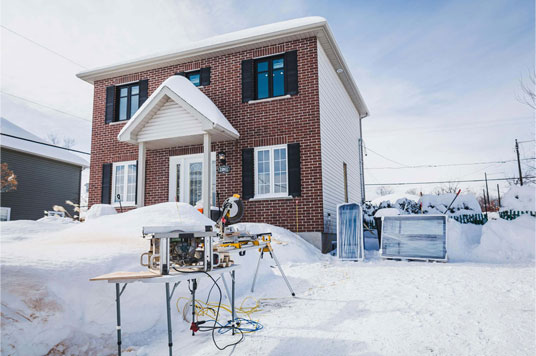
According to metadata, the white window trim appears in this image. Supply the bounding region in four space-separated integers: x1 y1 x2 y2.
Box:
254 144 289 199
111 160 137 207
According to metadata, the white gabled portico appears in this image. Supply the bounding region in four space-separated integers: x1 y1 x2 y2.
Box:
117 75 239 217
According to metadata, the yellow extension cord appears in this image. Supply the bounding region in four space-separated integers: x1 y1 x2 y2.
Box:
176 296 273 332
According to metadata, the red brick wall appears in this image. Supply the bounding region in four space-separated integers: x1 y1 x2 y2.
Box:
88 37 323 232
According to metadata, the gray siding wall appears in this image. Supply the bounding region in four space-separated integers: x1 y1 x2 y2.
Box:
1 148 82 220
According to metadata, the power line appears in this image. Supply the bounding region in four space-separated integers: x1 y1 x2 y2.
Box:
518 140 536 144
365 158 536 170
365 176 535 186
1 133 91 155
1 24 87 68
1 91 92 123
365 146 409 167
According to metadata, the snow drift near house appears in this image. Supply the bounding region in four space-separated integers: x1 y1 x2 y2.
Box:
500 184 536 211
1 202 322 355
371 193 419 206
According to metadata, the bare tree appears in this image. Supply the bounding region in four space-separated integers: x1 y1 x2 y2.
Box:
405 188 419 195
376 185 394 196
432 182 459 195
517 70 536 109
47 133 76 149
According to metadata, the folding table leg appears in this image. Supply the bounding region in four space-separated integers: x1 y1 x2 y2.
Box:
165 283 173 356
115 283 122 356
268 244 295 297
231 270 236 335
221 275 232 302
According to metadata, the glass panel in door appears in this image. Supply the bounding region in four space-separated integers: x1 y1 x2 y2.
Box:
189 162 202 205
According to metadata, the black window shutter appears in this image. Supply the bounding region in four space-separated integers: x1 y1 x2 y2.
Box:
242 148 254 199
241 59 254 103
285 50 298 96
101 163 112 204
105 86 115 123
135 160 139 205
288 143 301 197
139 80 148 106
200 67 211 86
175 72 186 77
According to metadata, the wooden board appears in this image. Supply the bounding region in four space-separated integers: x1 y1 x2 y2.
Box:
90 270 160 282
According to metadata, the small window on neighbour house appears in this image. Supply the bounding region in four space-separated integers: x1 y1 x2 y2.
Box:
254 145 288 198
255 55 285 100
112 161 137 206
186 71 201 87
117 83 140 121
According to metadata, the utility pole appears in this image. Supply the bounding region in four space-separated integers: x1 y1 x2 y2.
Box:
515 139 524 186
485 173 490 208
482 189 488 215
497 184 501 208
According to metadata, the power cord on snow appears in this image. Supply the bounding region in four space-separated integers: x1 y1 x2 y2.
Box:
171 267 245 350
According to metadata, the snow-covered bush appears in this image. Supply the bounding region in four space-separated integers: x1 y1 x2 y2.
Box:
419 193 481 215
500 185 535 211
85 204 117 220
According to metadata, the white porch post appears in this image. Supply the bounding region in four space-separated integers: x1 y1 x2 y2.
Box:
137 142 146 207
202 133 211 217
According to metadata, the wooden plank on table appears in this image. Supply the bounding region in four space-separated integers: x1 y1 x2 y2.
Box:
90 270 160 281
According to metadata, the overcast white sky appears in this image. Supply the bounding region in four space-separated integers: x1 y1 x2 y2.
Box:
1 0 534 200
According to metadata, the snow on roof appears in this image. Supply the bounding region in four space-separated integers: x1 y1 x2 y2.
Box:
118 75 239 144
0 117 88 167
77 17 369 118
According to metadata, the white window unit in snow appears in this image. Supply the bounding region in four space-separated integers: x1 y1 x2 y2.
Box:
0 207 11 221
254 144 288 199
336 203 364 261
380 215 448 262
112 160 137 206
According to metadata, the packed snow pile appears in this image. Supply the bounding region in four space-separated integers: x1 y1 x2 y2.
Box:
84 204 117 220
374 208 400 217
447 215 535 263
1 202 323 355
419 193 481 215
500 185 536 211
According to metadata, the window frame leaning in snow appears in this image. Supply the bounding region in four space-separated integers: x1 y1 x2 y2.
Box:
111 160 137 207
254 144 289 199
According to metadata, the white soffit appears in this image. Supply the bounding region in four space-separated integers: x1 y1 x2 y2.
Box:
77 17 369 118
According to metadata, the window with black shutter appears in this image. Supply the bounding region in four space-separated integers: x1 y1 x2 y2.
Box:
175 68 211 87
105 80 148 123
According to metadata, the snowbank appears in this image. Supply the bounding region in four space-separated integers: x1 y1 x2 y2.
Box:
374 208 400 217
1 202 322 355
420 193 481 215
84 204 117 220
447 216 535 263
500 185 536 211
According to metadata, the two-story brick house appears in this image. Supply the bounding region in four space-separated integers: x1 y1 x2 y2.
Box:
77 17 369 252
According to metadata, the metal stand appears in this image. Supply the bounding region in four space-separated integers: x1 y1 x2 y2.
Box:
231 270 236 335
165 282 180 356
250 243 295 297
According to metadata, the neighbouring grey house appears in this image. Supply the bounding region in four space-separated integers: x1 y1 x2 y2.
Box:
0 118 88 220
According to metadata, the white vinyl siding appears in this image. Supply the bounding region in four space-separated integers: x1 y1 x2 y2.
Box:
318 41 364 233
137 98 204 142
112 161 137 206
254 145 288 198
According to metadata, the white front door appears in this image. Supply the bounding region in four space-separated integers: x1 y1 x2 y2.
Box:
169 153 216 206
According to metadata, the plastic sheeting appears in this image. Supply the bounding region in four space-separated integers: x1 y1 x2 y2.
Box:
337 203 364 260
380 215 447 261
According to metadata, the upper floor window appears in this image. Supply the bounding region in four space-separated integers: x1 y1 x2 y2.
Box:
255 56 285 100
186 71 201 87
117 83 140 121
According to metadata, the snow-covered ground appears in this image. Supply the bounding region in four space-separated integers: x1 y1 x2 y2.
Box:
1 202 534 355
